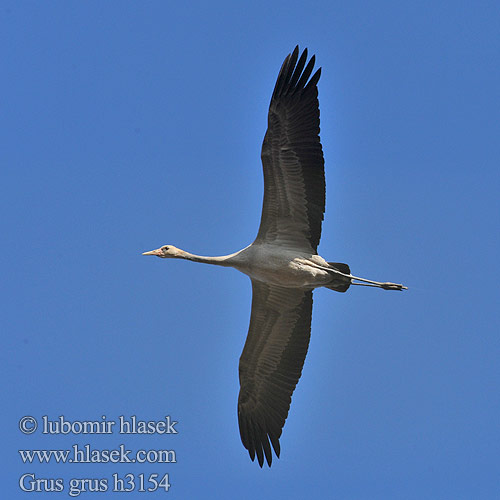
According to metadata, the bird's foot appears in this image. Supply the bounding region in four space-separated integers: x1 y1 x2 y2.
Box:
381 282 407 291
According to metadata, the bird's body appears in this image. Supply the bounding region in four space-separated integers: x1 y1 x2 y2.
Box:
165 244 337 288
238 244 334 288
143 47 406 467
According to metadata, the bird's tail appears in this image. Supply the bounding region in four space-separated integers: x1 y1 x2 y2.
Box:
325 262 351 293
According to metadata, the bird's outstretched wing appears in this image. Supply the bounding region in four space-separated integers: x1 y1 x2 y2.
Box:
238 279 313 466
255 46 325 253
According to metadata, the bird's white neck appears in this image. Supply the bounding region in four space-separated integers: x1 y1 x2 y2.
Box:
177 249 245 268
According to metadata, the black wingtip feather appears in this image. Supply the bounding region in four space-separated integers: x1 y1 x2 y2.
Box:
285 48 308 94
252 421 265 467
295 54 316 90
272 54 291 99
261 431 273 467
270 433 281 458
281 47 299 94
305 67 321 91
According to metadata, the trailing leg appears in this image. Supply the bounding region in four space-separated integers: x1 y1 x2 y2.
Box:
320 262 407 291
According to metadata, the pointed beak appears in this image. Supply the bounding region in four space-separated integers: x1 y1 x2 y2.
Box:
142 248 161 256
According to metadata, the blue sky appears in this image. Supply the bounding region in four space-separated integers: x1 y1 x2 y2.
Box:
2 1 500 498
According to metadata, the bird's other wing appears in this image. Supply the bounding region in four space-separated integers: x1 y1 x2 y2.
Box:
255 46 325 253
237 279 313 467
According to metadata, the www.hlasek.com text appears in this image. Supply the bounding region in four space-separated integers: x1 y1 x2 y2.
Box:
19 443 176 464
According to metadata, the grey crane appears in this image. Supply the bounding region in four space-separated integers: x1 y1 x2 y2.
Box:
143 46 406 467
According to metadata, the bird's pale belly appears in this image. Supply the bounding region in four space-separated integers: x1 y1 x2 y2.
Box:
238 246 332 289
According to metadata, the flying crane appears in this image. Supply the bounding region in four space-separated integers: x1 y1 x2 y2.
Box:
143 46 406 467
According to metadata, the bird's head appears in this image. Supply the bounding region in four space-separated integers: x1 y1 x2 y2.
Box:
142 245 183 259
